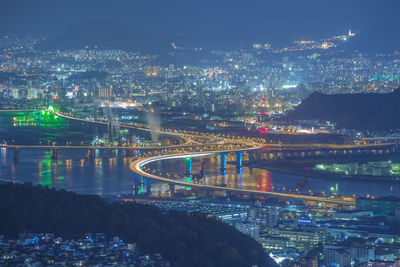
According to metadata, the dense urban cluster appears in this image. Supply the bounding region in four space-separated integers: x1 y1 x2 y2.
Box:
1 31 400 136
132 198 400 266
0 232 170 266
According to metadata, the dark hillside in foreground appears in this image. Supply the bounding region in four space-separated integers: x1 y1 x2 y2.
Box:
0 183 274 267
287 90 400 131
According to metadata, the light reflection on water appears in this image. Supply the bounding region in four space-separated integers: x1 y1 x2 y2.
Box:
0 149 134 196
0 147 400 198
148 154 400 198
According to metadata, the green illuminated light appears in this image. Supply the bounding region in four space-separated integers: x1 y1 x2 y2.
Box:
316 164 325 170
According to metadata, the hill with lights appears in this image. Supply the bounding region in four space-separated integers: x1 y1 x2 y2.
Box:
287 89 400 131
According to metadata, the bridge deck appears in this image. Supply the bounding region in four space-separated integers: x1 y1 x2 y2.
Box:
130 152 356 205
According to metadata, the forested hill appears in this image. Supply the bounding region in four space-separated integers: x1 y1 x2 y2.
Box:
0 183 276 267
287 90 400 131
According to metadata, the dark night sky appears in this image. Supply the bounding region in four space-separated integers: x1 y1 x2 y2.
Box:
1 0 400 48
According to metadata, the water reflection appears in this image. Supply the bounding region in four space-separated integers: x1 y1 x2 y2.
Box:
147 154 400 198
0 148 135 196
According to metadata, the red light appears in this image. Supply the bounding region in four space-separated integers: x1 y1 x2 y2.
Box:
258 128 269 133
304 167 310 170
52 96 60 99
54 86 59 89
261 96 266 100
0 83 4 86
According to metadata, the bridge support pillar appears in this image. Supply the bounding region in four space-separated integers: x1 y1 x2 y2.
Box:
13 148 19 162
185 157 192 176
236 151 242 169
169 183 175 198
144 178 152 196
186 175 192 190
249 151 255 163
220 152 226 172
50 149 58 161
87 149 95 160
133 174 141 196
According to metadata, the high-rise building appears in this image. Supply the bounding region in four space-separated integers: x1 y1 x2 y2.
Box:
323 248 352 267
27 88 38 99
98 86 113 99
12 88 19 99
247 206 279 228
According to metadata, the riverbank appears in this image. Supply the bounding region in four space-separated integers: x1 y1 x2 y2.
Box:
245 159 400 183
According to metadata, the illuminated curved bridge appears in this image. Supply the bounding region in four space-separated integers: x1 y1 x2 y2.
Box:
130 149 357 205
125 127 393 205
128 136 375 205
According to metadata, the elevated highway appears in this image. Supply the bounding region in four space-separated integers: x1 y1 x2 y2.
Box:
130 151 356 205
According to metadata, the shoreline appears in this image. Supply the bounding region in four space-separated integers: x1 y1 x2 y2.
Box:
243 161 400 183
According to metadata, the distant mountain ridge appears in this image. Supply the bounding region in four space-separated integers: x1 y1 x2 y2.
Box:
36 20 169 54
35 20 400 56
287 90 400 131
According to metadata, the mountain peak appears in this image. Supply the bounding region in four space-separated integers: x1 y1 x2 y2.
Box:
36 20 168 54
